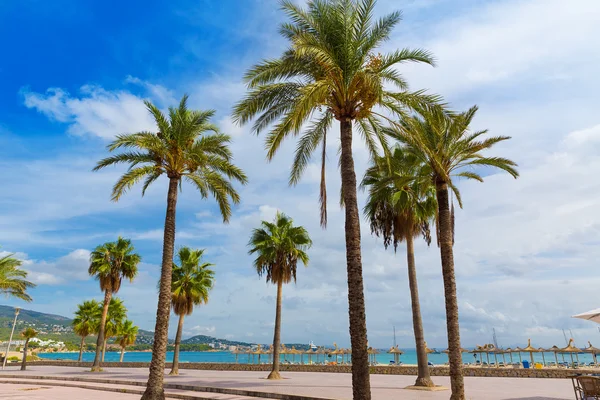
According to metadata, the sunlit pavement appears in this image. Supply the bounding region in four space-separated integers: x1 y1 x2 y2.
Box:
0 365 573 399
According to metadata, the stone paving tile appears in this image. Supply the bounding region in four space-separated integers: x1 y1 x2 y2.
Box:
0 383 137 399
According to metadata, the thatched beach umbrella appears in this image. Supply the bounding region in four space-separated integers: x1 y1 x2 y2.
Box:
513 347 523 363
545 345 561 366
537 348 546 365
388 345 403 365
522 339 538 364
504 347 514 364
231 347 241 364
560 339 581 365
252 345 265 364
316 347 326 363
368 347 380 364
585 341 600 366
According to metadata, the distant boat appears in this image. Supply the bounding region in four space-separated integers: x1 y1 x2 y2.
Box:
309 341 317 351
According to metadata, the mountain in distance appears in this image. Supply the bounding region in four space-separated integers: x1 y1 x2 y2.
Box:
0 305 71 325
182 334 253 347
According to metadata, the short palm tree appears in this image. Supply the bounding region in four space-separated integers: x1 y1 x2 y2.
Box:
0 252 36 302
73 299 102 362
169 247 215 375
101 298 127 362
117 319 138 362
233 1 436 396
20 327 37 371
248 212 311 380
361 147 436 387
88 237 140 371
94 95 247 400
390 106 518 399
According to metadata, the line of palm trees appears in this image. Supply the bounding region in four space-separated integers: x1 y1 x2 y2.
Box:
0 1 518 399
75 237 215 375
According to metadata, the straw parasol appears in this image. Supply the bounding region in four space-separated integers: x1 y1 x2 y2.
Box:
584 341 600 366
388 345 403 365
252 344 265 364
368 347 380 364
231 347 241 364
504 347 514 364
545 345 561 366
560 339 581 365
522 339 538 364
316 347 327 363
289 346 301 363
536 348 546 365
512 347 523 363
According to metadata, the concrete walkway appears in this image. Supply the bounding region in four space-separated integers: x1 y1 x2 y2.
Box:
0 365 575 399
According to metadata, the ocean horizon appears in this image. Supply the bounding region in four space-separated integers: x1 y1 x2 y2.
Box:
38 349 595 366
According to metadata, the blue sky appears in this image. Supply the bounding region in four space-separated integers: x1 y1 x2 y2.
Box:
1 0 600 348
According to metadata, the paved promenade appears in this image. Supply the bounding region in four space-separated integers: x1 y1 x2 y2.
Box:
0 365 574 399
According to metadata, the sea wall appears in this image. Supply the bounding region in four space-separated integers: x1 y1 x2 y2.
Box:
29 361 589 379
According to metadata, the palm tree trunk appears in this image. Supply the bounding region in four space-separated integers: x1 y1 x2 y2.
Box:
169 314 185 375
78 336 85 362
436 182 464 400
142 177 179 400
101 338 107 362
120 347 125 362
20 340 28 371
91 290 111 371
339 119 371 400
406 233 434 387
268 280 283 380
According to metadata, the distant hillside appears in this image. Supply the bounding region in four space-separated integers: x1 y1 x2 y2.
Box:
0 305 71 326
182 334 253 347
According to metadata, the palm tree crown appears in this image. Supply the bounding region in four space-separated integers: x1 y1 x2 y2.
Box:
0 252 36 302
94 95 248 221
361 146 437 249
117 319 138 349
171 247 215 316
105 297 127 339
232 0 437 226
248 212 312 284
88 237 140 293
391 106 519 205
20 327 37 341
73 300 102 338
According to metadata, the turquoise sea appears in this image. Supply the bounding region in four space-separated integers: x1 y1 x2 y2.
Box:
38 350 597 366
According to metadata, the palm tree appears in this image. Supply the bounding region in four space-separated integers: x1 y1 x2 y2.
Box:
73 300 102 362
117 319 138 362
101 298 127 362
248 212 311 380
94 95 247 400
20 327 37 371
232 1 436 396
88 237 140 371
0 252 36 302
390 106 518 399
361 147 436 387
169 247 215 375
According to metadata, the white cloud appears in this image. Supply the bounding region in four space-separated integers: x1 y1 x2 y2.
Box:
22 83 159 139
13 249 91 285
8 0 600 349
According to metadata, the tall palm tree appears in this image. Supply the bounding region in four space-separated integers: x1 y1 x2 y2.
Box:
361 147 436 387
88 237 140 371
248 212 311 380
94 95 247 400
101 298 127 362
233 1 436 396
390 106 518 399
0 252 36 302
169 247 215 375
117 319 138 362
73 299 102 362
20 327 37 371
